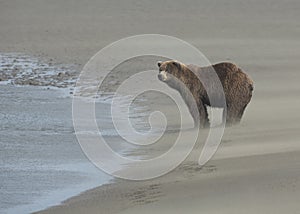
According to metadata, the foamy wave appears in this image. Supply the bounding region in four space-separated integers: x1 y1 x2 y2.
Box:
0 52 78 88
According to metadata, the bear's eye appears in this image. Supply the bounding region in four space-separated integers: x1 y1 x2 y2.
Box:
166 65 171 73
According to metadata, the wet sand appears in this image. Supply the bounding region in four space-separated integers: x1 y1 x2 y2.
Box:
1 0 300 213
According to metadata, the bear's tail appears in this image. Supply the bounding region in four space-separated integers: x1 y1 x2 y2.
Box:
238 67 254 92
249 83 254 91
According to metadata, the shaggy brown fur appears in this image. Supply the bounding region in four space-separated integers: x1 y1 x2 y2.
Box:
157 60 253 127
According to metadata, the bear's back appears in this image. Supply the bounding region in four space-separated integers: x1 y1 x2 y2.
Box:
187 62 252 87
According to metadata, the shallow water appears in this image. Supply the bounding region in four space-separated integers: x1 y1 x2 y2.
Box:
0 53 116 213
0 85 114 214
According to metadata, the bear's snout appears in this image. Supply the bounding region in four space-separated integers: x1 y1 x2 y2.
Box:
158 70 168 81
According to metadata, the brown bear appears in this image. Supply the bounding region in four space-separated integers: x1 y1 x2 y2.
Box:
157 60 253 128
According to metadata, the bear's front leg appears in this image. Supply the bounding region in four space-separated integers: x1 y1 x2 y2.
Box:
192 100 209 128
200 104 210 128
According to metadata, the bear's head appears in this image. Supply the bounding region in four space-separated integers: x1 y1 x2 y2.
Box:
157 60 185 85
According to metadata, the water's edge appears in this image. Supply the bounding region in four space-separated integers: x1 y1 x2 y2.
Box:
0 53 117 214
0 84 115 214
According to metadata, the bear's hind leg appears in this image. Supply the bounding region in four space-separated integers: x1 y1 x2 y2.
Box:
236 104 247 121
226 103 249 125
226 103 241 125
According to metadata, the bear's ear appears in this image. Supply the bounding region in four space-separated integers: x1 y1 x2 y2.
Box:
157 61 162 67
172 61 181 70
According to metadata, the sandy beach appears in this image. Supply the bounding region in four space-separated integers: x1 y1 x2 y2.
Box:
1 0 300 213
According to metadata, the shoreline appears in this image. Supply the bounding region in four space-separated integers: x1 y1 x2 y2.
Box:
37 149 300 214
0 84 115 214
